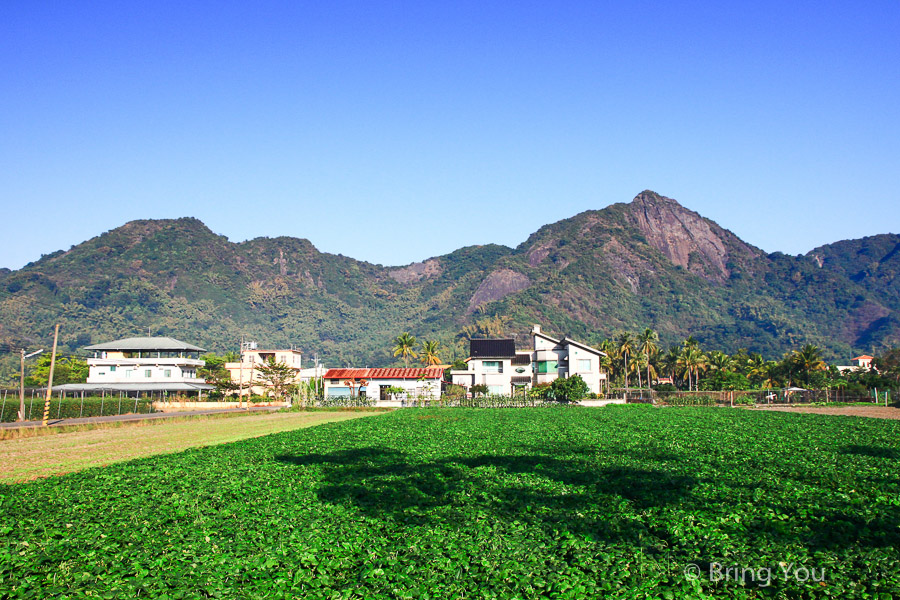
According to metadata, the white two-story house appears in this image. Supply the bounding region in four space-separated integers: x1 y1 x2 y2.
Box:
531 325 606 394
59 336 215 395
450 339 534 396
451 325 607 396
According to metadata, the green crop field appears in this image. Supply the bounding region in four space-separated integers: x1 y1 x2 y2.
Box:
2 407 899 598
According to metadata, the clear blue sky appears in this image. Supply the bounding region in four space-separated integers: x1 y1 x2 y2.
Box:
2 1 898 270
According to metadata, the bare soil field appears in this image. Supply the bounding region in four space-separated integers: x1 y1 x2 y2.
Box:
0 410 380 483
751 404 900 420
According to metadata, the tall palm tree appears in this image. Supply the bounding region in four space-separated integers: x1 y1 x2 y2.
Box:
596 339 616 394
632 352 646 389
638 328 659 388
792 344 826 386
678 346 708 391
616 332 635 390
393 333 418 368
662 346 681 386
598 352 613 395
420 340 442 366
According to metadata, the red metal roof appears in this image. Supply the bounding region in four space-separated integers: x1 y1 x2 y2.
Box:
852 355 874 360
324 367 443 380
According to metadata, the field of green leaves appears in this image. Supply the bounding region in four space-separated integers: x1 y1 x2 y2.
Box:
2 406 899 598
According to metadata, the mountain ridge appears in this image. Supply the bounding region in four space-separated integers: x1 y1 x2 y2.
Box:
1 191 897 377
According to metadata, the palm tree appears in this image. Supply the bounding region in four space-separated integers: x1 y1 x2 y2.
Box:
393 333 418 367
746 353 770 387
707 351 734 374
616 332 635 390
678 346 708 391
597 352 613 395
662 346 681 387
792 344 826 386
632 352 646 389
420 340 442 366
638 328 659 387
596 339 616 394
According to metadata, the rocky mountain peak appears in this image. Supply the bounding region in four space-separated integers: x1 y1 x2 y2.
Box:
627 191 744 282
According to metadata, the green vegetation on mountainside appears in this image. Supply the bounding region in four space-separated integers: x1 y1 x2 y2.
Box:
0 192 897 377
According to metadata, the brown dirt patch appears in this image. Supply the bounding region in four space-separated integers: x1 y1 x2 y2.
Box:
751 405 900 420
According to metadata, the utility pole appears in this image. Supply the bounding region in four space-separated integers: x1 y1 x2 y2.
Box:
41 324 60 427
19 350 24 422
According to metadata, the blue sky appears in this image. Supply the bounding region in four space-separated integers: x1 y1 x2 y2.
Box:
2 1 898 270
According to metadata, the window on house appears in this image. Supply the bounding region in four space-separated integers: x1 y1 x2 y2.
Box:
145 369 152 378
164 369 172 377
488 385 503 395
536 361 558 373
110 366 117 372
578 359 591 372
125 370 132 378
482 361 502 373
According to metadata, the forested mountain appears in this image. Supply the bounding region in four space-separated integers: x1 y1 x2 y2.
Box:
1 191 896 378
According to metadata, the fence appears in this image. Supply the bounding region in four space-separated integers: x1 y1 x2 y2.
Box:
0 388 185 423
610 388 895 406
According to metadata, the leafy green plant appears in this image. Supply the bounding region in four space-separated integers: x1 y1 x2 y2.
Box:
3 407 899 597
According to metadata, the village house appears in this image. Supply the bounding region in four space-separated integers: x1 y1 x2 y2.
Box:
324 367 443 400
449 339 533 396
224 345 323 396
57 336 215 397
836 354 877 374
450 325 607 395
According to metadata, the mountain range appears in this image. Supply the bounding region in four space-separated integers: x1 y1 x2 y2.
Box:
1 190 898 376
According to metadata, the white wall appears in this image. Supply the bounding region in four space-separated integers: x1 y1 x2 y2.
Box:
87 358 203 384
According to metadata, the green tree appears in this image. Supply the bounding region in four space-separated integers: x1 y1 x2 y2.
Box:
393 333 418 367
678 346 708 391
707 351 734 374
792 344 827 387
471 383 489 397
875 348 900 384
615 332 635 390
254 358 298 401
549 375 589 402
661 346 681 387
420 340 442 366
637 328 659 388
24 355 88 386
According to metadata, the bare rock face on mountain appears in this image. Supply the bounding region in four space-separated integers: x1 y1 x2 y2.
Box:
388 259 442 283
467 269 530 313
627 191 760 282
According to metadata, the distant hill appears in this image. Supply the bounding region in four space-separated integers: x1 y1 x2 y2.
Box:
1 191 897 378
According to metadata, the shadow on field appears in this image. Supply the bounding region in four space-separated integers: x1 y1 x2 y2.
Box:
275 447 695 540
841 444 899 459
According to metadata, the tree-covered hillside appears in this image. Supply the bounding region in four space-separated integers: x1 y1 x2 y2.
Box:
1 191 896 380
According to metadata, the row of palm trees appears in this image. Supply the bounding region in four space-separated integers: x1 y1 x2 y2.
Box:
392 326 841 391
595 329 831 390
392 333 442 367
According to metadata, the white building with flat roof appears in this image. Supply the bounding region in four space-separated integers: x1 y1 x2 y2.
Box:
55 336 214 396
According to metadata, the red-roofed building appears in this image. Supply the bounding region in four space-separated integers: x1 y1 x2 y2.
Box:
836 354 877 374
323 367 443 401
